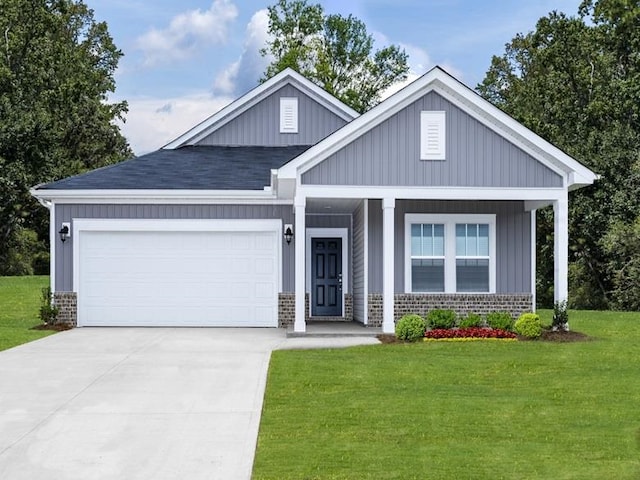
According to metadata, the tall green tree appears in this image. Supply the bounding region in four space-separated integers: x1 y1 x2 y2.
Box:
261 0 409 113
478 1 640 309
0 0 131 274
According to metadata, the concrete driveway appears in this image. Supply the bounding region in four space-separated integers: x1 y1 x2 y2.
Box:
0 328 379 480
0 328 281 480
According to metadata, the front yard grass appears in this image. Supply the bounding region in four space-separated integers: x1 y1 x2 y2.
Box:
253 311 640 479
0 276 54 352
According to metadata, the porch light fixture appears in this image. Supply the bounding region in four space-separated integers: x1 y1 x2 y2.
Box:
284 224 294 244
59 223 70 243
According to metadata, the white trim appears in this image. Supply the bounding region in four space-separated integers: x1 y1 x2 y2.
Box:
305 228 349 317
164 68 358 149
294 198 306 332
298 185 566 201
363 199 369 325
72 218 282 328
531 209 537 312
382 198 395 334
30 188 287 204
49 201 55 294
420 111 446 160
553 193 569 304
277 67 597 188
404 213 496 294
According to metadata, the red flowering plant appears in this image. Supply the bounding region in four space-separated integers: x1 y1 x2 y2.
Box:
424 327 516 340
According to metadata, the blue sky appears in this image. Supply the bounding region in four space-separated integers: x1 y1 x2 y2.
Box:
89 0 581 154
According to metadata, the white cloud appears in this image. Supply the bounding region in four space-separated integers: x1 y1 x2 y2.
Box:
136 0 238 66
213 9 272 96
117 93 234 155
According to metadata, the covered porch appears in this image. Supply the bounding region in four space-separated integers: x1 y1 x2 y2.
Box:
287 188 568 334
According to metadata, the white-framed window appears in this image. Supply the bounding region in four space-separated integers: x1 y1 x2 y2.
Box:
405 214 496 293
420 111 445 160
280 97 298 133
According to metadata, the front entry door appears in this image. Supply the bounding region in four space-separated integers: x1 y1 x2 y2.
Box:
311 238 342 316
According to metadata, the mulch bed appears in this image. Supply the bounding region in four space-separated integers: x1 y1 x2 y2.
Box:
377 329 593 344
31 323 74 332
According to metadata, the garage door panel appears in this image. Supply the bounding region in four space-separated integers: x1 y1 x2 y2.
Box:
78 228 279 327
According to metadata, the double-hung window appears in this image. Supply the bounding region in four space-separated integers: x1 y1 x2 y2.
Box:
405 214 496 293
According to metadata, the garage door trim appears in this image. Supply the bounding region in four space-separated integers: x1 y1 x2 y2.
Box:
73 218 282 327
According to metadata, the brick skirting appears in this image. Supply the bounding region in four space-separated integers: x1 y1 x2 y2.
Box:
367 293 533 327
278 293 353 327
53 292 77 327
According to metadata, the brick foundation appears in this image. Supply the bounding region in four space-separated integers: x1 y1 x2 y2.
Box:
53 292 77 327
367 293 533 326
278 293 354 327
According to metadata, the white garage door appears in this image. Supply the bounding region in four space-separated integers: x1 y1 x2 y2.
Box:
76 221 280 327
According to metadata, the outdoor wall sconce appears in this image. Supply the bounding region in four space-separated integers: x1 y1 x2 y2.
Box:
59 223 70 243
284 224 294 245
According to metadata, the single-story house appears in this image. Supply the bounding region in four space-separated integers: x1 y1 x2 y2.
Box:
31 66 598 333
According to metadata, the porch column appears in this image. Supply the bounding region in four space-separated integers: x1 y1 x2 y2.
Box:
382 197 395 333
553 191 569 304
294 196 306 333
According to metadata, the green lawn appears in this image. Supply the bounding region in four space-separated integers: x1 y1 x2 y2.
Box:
0 276 55 351
253 311 640 479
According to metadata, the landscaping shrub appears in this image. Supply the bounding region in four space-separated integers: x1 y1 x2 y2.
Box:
514 313 542 338
486 311 514 331
39 287 59 325
458 313 483 329
395 314 426 342
426 309 456 329
552 300 569 330
425 327 516 339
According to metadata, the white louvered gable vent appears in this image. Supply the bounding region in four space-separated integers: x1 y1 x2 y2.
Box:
420 111 446 160
280 97 298 133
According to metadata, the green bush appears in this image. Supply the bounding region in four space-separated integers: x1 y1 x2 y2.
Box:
426 309 456 330
39 287 59 325
552 300 569 330
458 313 483 329
514 313 542 338
486 312 514 331
395 314 426 342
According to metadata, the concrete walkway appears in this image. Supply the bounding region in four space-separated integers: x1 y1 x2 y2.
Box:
0 328 378 480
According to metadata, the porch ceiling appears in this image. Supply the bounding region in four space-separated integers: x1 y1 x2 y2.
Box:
305 197 362 214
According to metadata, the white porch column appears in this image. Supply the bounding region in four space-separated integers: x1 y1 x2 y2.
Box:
553 192 569 304
382 197 395 333
294 196 306 333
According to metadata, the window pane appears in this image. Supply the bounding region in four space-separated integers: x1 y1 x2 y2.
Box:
423 224 434 256
411 224 422 256
455 224 466 255
466 224 478 256
478 224 489 256
412 259 444 292
433 224 444 256
456 259 489 292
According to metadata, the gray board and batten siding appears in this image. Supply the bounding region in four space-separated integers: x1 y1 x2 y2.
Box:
352 200 367 323
367 200 532 294
301 91 563 188
195 84 349 147
55 204 356 296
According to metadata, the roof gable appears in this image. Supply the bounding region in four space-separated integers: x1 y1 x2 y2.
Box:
164 68 359 149
278 66 598 189
301 90 563 188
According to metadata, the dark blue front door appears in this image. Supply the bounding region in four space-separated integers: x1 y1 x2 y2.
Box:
311 238 342 316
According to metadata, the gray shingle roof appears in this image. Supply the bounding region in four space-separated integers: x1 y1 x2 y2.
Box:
37 146 312 190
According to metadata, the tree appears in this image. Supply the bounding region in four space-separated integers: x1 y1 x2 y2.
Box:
0 0 131 274
261 0 409 113
477 1 640 309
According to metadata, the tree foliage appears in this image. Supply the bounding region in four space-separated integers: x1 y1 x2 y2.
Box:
0 0 131 274
477 0 640 310
261 0 409 113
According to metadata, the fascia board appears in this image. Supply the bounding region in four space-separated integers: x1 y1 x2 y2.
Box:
164 68 358 149
30 188 291 204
